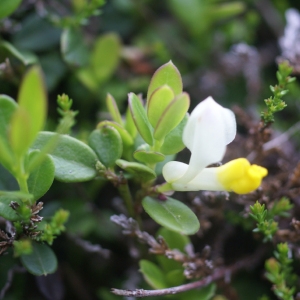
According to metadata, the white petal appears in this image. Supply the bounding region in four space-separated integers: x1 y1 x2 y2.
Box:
177 97 236 184
162 161 188 183
172 167 225 191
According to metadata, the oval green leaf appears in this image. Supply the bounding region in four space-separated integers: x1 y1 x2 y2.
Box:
91 33 121 83
147 85 175 128
142 196 200 235
160 114 188 155
31 132 97 182
20 242 58 276
116 159 156 182
89 126 122 168
154 92 190 141
128 93 153 145
97 121 133 148
0 196 21 221
147 61 182 101
27 150 55 201
61 28 89 67
106 93 123 125
139 260 168 289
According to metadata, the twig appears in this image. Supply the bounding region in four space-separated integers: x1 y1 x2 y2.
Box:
0 266 26 299
111 246 267 297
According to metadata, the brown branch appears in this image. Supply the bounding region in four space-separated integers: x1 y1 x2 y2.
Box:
111 246 267 298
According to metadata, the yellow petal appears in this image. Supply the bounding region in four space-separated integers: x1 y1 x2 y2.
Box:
217 158 268 194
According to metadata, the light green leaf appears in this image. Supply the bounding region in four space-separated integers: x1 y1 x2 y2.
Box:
154 92 190 141
147 61 182 101
76 68 99 92
128 93 153 145
88 126 123 168
124 106 137 138
142 196 200 235
210 2 245 21
139 260 168 289
20 242 58 276
97 121 133 148
106 93 123 125
160 114 188 155
0 0 22 19
147 85 175 128
91 33 121 83
0 196 21 221
166 269 185 286
134 144 165 164
27 151 55 201
10 66 47 157
31 132 97 182
177 284 216 300
61 28 89 67
116 159 156 182
0 95 17 171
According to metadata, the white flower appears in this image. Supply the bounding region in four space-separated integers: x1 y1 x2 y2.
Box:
162 97 267 194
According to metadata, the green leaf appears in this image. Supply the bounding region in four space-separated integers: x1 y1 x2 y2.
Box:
166 269 185 286
90 33 121 83
177 284 216 300
0 41 36 68
160 114 188 155
12 14 61 52
106 93 123 125
210 2 245 21
27 151 55 201
116 159 156 182
147 61 182 101
154 92 190 141
0 196 21 221
128 93 153 145
0 0 22 19
139 260 168 289
97 121 133 148
61 28 89 67
142 196 200 235
0 95 17 171
157 227 190 252
124 106 137 138
89 126 123 168
147 85 175 128
20 242 58 276
10 66 47 157
31 132 97 182
134 144 165 164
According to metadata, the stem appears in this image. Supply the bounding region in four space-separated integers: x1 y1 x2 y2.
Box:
156 182 173 193
111 246 268 297
15 157 31 203
117 179 135 218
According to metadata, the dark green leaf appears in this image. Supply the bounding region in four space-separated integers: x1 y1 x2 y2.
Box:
31 132 97 182
61 28 89 67
27 151 55 201
0 196 21 221
89 126 123 168
142 196 200 235
20 242 57 276
116 159 156 182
